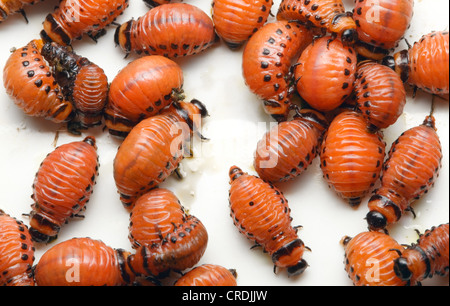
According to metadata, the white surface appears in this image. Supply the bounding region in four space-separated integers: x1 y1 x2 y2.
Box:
0 0 448 286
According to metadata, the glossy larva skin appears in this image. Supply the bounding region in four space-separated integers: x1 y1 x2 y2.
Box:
212 0 273 49
228 166 307 276
41 0 129 46
115 3 217 58
113 101 206 210
394 223 449 286
29 136 99 243
0 211 35 286
242 21 313 122
353 61 406 131
277 0 357 44
3 39 73 123
405 31 449 95
294 36 357 112
320 111 385 207
353 0 414 60
128 188 187 249
174 264 238 286
366 116 443 231
254 109 327 183
341 231 406 286
34 237 134 286
104 55 184 137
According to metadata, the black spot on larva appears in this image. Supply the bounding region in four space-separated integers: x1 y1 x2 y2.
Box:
342 82 349 89
22 61 29 67
311 4 319 10
27 70 35 77
35 79 43 88
261 61 269 68
344 69 350 75
346 57 352 63
263 48 270 55
276 29 283 35
261 5 267 11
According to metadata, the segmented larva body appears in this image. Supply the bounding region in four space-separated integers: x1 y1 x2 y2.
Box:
294 36 357 112
29 136 99 243
212 0 274 49
394 223 449 286
228 166 308 276
353 0 414 60
128 188 188 249
0 211 35 286
174 264 238 286
34 237 134 286
277 0 357 44
366 116 443 231
113 100 208 210
389 31 449 96
254 109 328 183
41 0 129 46
320 110 385 207
128 214 208 277
104 55 184 138
0 0 41 22
242 21 313 122
341 231 406 286
353 61 406 131
3 39 73 123
115 3 217 58
41 42 108 131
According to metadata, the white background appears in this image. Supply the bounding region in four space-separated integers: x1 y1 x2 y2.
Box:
0 0 448 286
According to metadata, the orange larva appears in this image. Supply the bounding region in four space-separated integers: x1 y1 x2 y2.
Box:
104 55 184 138
320 110 385 207
254 108 328 183
0 0 41 22
128 188 188 249
114 3 217 59
3 39 73 124
127 214 208 278
113 100 208 210
28 136 99 243
366 116 442 231
0 210 35 286
34 237 134 286
40 42 108 132
40 0 129 46
294 36 357 112
242 21 313 122
341 231 406 286
174 264 238 286
212 0 274 49
353 0 414 60
353 61 406 131
228 166 308 276
385 31 449 96
277 0 357 44
394 223 449 286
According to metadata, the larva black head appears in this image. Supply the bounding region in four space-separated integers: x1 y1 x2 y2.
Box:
114 21 133 53
229 166 244 182
366 211 387 231
393 257 413 281
28 227 56 244
287 259 308 277
341 29 358 45
142 0 161 8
